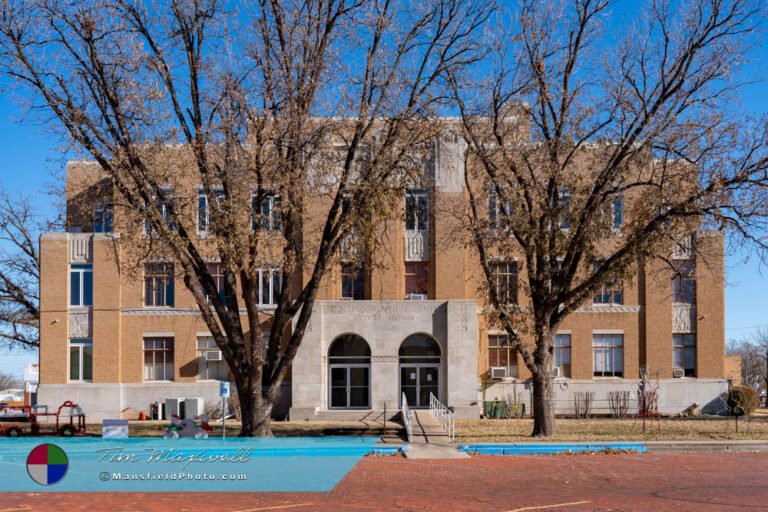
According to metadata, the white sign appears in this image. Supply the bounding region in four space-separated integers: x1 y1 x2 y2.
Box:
102 419 129 439
219 382 231 398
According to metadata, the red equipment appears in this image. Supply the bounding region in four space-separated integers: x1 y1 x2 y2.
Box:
0 400 87 437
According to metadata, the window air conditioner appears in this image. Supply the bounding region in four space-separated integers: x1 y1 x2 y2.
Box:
490 367 507 379
205 350 223 362
672 368 685 378
552 367 561 378
405 293 427 300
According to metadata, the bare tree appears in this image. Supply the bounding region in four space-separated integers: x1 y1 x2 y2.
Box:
728 329 768 395
0 190 52 349
0 371 21 390
450 0 768 436
0 0 491 435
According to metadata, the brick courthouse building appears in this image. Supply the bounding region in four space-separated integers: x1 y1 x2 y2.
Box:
38 133 736 421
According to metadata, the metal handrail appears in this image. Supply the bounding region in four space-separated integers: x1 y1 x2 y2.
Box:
429 393 455 442
401 392 413 445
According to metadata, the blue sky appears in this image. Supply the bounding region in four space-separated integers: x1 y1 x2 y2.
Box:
0 1 766 377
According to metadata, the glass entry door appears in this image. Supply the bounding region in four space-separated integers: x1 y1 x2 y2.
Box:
400 364 439 408
329 365 370 409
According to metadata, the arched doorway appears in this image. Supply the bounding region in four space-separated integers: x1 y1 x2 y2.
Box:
328 334 371 409
399 334 441 408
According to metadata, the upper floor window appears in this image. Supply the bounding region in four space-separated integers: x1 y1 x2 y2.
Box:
252 192 282 232
488 334 518 377
489 261 518 304
94 204 113 233
70 264 93 307
554 333 571 377
612 197 623 230
341 263 364 300
144 337 174 381
145 188 175 235
593 263 623 305
69 338 93 381
488 188 513 232
144 263 174 307
206 263 226 304
197 189 225 233
405 189 428 231
672 261 695 304
258 269 281 306
405 261 429 299
673 333 696 376
558 187 571 230
593 333 623 377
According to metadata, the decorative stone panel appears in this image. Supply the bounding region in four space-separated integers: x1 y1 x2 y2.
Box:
69 234 92 263
68 310 93 338
404 230 427 261
672 303 696 333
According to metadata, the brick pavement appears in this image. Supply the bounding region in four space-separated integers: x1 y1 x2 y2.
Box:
2 452 767 511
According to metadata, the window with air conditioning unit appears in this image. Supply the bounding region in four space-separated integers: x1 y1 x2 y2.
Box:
205 350 223 361
405 293 427 300
490 367 508 379
552 366 561 378
672 368 686 378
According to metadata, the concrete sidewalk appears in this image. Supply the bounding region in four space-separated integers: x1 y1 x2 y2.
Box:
404 410 469 459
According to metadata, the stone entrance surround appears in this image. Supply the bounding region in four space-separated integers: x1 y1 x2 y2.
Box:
289 300 480 420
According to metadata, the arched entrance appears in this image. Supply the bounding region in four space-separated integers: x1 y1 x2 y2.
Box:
399 334 441 408
328 334 371 409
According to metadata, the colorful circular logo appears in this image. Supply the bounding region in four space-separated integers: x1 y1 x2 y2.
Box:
26 444 69 486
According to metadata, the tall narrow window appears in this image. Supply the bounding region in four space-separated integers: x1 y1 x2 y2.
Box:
70 264 93 307
488 188 513 232
93 204 113 233
144 263 174 307
405 261 429 299
558 187 571 230
672 261 695 303
489 262 518 304
488 334 518 378
197 189 225 233
612 197 623 229
405 189 428 231
593 334 623 377
252 192 282 232
145 188 175 234
341 263 364 300
258 269 281 306
197 337 228 381
673 334 696 376
69 339 93 381
206 263 226 304
554 333 571 378
144 337 174 381
593 263 623 305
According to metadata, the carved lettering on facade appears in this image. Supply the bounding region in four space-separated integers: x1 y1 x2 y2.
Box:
371 355 398 362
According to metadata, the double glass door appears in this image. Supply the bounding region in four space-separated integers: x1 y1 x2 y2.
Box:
400 364 439 408
329 365 370 409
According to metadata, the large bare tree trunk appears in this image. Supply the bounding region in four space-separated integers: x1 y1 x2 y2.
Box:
235 374 274 437
531 330 556 437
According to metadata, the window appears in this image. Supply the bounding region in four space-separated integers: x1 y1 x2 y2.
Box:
404 261 429 298
258 269 281 306
144 263 174 307
593 333 623 377
558 187 571 230
488 188 513 232
197 337 229 381
206 263 226 304
554 333 571 378
593 263 623 305
490 262 518 304
341 263 364 300
673 334 696 376
145 188 175 234
144 337 174 381
672 261 695 303
197 189 225 233
94 204 113 233
70 264 93 307
612 197 623 230
252 192 282 232
488 334 518 377
405 189 428 231
69 339 92 381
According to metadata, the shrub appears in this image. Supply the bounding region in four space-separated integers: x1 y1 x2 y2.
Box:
727 386 759 416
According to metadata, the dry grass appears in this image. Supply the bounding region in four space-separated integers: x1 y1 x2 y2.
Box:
456 414 768 442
